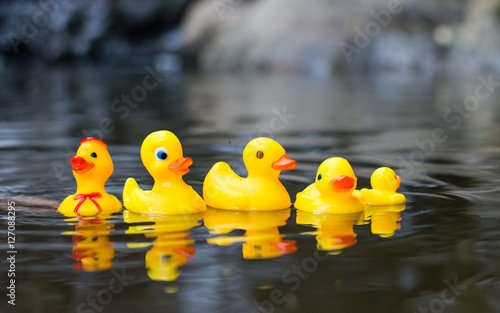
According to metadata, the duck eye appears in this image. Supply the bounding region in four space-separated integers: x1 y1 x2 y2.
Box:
256 151 264 159
90 152 97 158
155 147 169 161
317 174 322 181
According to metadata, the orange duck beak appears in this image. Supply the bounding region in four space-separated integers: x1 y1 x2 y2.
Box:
272 155 297 171
329 176 355 192
71 156 95 174
169 157 192 175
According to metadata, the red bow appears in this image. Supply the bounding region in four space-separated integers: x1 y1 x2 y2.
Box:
74 192 102 213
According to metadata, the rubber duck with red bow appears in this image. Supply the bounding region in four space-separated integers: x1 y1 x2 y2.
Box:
58 138 122 216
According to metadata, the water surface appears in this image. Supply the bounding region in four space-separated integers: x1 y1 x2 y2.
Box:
1 69 500 313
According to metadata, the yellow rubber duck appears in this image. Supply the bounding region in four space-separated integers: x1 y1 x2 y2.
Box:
203 137 297 211
294 157 365 214
354 167 406 205
204 208 296 259
58 138 122 217
123 130 206 215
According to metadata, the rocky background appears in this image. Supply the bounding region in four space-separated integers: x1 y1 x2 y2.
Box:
1 0 499 75
0 0 192 71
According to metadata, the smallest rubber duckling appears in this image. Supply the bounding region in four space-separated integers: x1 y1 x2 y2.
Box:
354 167 406 205
58 138 122 217
294 157 365 214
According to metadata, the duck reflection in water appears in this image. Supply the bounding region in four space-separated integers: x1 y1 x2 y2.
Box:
62 214 115 271
124 211 203 281
296 210 364 254
204 208 296 259
364 204 406 238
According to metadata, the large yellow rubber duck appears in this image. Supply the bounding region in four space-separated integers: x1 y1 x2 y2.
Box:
58 138 122 217
354 167 406 205
203 137 297 211
294 157 365 214
123 130 206 215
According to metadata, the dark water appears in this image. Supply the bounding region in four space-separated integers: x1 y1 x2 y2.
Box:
1 69 500 313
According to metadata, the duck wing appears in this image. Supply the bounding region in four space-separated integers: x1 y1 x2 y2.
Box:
203 162 248 209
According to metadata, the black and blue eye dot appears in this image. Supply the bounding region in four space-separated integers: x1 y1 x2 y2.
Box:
91 152 97 158
317 174 322 181
157 151 167 160
155 148 169 161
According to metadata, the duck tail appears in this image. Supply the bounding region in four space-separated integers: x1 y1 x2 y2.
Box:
352 189 366 202
123 177 139 206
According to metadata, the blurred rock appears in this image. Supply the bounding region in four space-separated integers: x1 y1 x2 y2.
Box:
448 0 500 74
182 0 500 75
2 0 499 75
0 0 192 67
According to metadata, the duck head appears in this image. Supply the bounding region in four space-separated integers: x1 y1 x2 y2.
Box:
315 157 357 197
242 137 296 178
71 138 113 191
140 130 192 181
370 167 401 191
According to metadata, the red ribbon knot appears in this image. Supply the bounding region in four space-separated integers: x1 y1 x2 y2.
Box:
74 192 102 213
